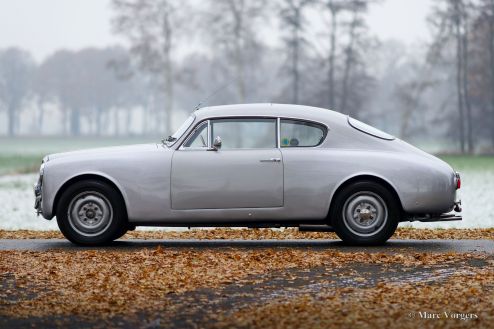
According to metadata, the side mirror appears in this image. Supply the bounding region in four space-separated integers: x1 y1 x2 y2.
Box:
210 136 222 151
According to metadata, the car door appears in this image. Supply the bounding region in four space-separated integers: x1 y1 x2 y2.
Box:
171 117 283 210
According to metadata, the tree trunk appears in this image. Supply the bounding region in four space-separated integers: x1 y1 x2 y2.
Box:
37 99 45 135
163 8 174 136
142 102 148 135
70 108 80 136
340 10 358 115
454 0 466 153
292 8 300 104
462 18 473 153
489 0 494 148
126 108 132 135
7 103 15 137
96 107 102 136
61 105 69 136
328 3 337 109
114 108 120 136
231 1 246 103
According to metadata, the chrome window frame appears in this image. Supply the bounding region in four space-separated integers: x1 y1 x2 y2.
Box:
177 115 329 150
279 118 328 148
179 120 210 150
208 117 279 151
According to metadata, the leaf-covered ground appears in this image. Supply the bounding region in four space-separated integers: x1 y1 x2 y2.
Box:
1 227 493 240
0 246 492 329
215 267 494 329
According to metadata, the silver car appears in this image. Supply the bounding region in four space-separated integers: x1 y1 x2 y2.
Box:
34 104 462 246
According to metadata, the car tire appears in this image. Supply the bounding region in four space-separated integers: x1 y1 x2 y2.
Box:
113 225 129 241
330 181 399 245
56 180 127 246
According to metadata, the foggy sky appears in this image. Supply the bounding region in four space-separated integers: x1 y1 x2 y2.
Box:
0 0 432 63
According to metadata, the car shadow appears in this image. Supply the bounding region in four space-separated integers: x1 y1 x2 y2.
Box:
1 239 492 253
108 239 488 253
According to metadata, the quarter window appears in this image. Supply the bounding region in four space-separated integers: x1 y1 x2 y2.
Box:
280 119 326 147
348 117 395 140
183 122 208 148
211 118 277 149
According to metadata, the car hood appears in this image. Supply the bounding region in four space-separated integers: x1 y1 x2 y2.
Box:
45 143 163 162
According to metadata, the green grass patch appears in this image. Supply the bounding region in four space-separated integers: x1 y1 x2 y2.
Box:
438 155 494 171
0 136 155 175
0 154 43 175
0 137 493 175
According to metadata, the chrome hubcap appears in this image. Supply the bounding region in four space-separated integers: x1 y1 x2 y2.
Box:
342 191 387 237
67 191 113 237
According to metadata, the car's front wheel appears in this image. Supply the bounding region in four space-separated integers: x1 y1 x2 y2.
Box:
330 181 399 245
56 180 127 246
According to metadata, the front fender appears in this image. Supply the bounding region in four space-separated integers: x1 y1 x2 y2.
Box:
42 170 130 220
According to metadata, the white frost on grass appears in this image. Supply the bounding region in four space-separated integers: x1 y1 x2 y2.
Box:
403 169 494 229
1 170 493 231
0 174 182 231
0 174 58 230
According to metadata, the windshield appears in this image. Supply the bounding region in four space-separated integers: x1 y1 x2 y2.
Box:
164 115 195 146
348 116 395 141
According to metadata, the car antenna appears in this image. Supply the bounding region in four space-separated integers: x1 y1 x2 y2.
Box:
194 79 233 111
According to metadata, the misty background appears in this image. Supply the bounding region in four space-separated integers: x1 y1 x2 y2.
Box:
0 0 493 154
1 0 494 230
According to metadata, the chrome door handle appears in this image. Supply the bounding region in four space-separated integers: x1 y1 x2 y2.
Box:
260 158 281 163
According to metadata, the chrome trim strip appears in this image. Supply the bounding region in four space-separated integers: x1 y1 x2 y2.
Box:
276 117 281 149
207 120 211 149
177 115 328 150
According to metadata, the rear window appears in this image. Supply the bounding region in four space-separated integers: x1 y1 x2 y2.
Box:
280 119 326 147
347 117 395 140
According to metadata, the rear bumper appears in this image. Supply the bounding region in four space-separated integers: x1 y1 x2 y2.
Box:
409 213 462 223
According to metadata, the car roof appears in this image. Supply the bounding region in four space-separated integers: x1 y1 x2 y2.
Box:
193 103 347 125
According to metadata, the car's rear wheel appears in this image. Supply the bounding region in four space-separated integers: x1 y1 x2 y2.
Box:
330 181 399 245
56 180 127 246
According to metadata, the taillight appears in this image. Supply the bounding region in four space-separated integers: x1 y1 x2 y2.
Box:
455 172 461 189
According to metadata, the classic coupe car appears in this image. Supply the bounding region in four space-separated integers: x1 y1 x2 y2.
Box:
34 104 462 246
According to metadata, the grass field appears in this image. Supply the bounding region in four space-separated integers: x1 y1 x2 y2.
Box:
1 137 493 230
0 137 154 175
1 137 494 174
439 154 494 171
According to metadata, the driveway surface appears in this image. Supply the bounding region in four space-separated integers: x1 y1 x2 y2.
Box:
1 239 492 329
0 238 493 253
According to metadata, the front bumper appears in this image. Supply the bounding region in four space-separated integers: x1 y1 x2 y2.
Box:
34 177 42 216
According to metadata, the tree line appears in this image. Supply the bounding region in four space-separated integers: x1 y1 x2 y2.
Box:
0 0 493 154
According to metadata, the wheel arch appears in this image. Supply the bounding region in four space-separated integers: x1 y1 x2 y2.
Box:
53 173 129 220
327 174 404 219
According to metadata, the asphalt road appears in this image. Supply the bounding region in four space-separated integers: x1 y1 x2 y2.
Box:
0 238 493 253
2 238 493 329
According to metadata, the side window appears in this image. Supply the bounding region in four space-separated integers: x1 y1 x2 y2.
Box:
182 122 208 149
211 118 277 149
280 119 326 147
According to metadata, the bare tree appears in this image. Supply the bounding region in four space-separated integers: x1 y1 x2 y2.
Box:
429 0 474 153
317 0 376 115
0 48 34 136
394 71 436 139
339 1 376 116
279 0 314 104
478 0 494 147
112 0 182 135
204 0 267 103
320 0 345 109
